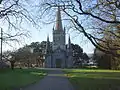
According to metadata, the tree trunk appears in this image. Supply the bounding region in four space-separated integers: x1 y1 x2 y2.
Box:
10 61 15 70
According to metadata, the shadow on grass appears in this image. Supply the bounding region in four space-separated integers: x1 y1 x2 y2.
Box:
70 76 120 90
63 69 120 90
0 68 47 90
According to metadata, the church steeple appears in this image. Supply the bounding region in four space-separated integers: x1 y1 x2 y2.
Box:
55 6 63 31
52 6 66 51
46 35 51 54
68 35 72 49
47 35 49 42
45 7 73 68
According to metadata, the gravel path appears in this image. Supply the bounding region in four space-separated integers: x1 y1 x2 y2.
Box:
21 68 75 90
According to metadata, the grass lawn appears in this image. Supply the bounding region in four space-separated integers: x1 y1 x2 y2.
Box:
64 69 120 90
0 68 47 90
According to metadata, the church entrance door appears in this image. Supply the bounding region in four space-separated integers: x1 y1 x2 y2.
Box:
56 59 61 68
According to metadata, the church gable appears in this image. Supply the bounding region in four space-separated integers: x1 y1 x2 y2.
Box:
53 47 66 53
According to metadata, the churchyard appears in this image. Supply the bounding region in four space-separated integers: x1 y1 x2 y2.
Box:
64 69 120 90
0 67 120 90
0 0 120 89
0 68 46 90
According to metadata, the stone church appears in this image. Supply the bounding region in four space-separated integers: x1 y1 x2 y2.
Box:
45 7 73 68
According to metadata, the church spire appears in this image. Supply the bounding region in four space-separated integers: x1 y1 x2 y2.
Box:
47 35 49 42
46 35 51 54
68 35 72 49
55 6 63 31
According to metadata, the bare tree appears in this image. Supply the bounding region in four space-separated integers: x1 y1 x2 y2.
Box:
1 0 119 57
38 0 120 57
0 0 39 46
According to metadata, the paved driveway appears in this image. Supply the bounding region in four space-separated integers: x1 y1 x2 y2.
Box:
21 68 75 90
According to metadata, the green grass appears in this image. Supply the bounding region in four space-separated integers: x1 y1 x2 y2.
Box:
0 68 47 90
64 69 120 90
